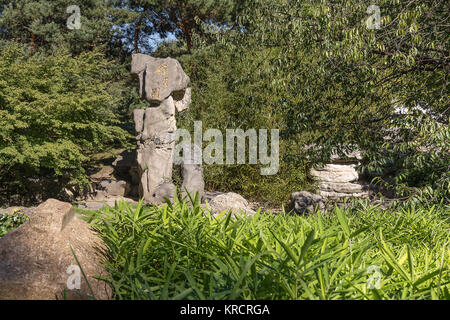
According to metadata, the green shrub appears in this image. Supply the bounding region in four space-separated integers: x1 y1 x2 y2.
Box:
154 0 449 205
84 198 449 300
0 42 132 193
157 44 312 205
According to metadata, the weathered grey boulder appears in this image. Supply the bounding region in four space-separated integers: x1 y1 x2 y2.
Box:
173 87 192 113
290 191 325 214
134 99 177 203
99 180 131 197
181 164 205 201
206 193 256 218
318 182 367 194
180 144 205 202
141 97 177 143
0 199 110 300
136 142 175 202
131 54 192 205
133 109 145 134
311 164 359 183
151 182 176 204
311 163 370 200
90 166 115 182
131 53 190 103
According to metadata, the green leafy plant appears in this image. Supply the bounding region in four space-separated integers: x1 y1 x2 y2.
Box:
0 211 28 237
0 41 133 198
82 198 449 300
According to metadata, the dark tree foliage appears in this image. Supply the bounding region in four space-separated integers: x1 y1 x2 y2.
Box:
110 0 238 54
172 0 449 202
0 0 114 54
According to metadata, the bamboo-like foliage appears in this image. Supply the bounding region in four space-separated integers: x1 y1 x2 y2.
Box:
82 197 449 300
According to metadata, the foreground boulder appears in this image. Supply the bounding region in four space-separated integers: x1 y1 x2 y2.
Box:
206 192 256 218
0 199 110 300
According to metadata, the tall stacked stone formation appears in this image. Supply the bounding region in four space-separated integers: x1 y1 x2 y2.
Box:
310 150 370 199
131 53 199 204
291 149 371 214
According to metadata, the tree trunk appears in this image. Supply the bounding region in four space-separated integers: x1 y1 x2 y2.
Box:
30 34 38 53
134 18 142 53
177 18 193 53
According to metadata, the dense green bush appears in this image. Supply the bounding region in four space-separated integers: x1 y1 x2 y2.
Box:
367 113 449 202
83 199 449 300
155 0 449 204
1 1 447 207
0 42 132 194
0 0 113 55
155 42 313 205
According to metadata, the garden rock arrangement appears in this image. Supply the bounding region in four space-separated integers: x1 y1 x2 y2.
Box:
0 199 110 300
111 150 141 198
1 54 376 217
310 151 370 199
98 180 131 198
131 53 204 204
290 150 372 214
77 150 140 210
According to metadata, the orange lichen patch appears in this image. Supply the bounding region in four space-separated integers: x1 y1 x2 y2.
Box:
156 64 167 75
151 88 160 99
